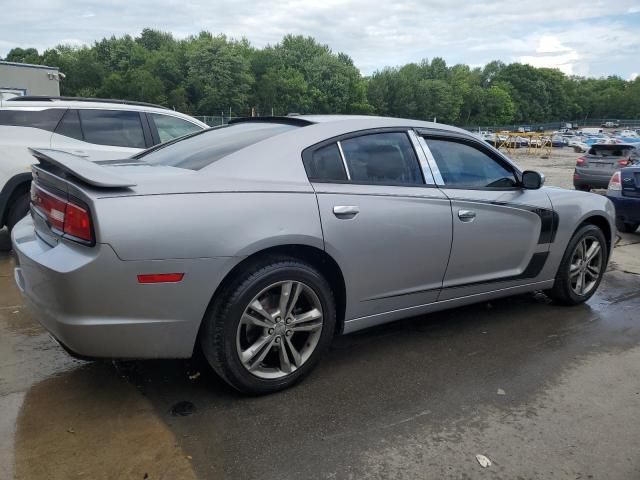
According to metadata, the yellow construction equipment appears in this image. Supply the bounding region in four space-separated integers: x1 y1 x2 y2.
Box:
495 131 553 157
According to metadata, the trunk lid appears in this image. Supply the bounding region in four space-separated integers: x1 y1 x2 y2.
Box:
28 148 196 245
585 144 634 175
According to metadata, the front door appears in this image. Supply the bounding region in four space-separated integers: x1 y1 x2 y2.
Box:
419 134 554 300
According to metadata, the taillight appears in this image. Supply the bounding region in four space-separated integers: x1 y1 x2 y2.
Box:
31 183 94 243
617 158 630 167
608 171 622 191
576 156 586 166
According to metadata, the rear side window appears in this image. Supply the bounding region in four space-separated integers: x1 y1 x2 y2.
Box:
303 143 347 182
79 110 146 148
139 122 298 170
150 113 203 142
55 109 83 140
340 132 423 185
0 108 64 131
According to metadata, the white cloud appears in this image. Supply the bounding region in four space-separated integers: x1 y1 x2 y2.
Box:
519 35 580 75
0 0 638 78
631 73 639 81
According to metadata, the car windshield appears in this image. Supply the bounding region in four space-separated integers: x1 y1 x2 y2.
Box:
138 122 299 170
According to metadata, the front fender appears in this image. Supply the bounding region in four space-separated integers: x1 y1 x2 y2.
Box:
539 187 615 280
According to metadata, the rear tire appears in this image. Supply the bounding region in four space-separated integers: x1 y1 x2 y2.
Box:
615 219 639 233
200 256 336 394
575 185 590 192
6 192 30 232
547 224 607 305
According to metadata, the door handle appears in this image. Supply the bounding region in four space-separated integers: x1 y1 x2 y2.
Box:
333 205 360 219
457 209 476 222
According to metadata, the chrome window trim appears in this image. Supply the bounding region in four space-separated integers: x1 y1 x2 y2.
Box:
336 140 351 181
415 134 444 185
407 129 435 185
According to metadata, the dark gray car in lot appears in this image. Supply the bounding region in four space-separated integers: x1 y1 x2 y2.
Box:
12 115 615 394
574 143 639 191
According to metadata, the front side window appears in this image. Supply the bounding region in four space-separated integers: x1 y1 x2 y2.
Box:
79 110 146 148
340 132 423 186
150 113 203 143
426 138 517 188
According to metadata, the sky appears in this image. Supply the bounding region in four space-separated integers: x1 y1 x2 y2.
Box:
1 0 639 79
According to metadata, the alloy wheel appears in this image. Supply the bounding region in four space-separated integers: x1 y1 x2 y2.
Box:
569 235 603 296
236 280 324 379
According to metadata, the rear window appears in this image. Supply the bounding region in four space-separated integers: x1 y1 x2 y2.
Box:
588 145 635 157
138 122 299 170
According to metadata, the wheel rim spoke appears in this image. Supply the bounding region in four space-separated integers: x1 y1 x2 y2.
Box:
242 313 272 329
569 263 581 278
285 336 302 367
250 299 274 323
285 283 302 319
278 281 293 319
289 308 323 332
241 334 275 366
278 341 293 373
585 242 601 263
587 265 599 278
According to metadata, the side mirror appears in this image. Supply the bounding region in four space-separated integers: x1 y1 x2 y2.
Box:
521 170 544 189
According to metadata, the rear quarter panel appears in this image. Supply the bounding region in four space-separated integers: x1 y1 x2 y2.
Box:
95 191 324 261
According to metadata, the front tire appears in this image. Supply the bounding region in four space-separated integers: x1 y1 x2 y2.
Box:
547 224 607 305
200 256 336 394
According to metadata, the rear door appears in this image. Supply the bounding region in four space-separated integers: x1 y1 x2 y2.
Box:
50 109 151 161
419 132 554 300
306 130 453 322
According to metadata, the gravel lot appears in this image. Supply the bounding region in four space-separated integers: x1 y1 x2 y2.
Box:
505 146 580 189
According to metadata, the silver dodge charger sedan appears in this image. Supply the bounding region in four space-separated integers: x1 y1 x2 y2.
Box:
12 115 615 394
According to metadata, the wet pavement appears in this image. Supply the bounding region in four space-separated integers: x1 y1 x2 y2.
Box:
1 227 640 479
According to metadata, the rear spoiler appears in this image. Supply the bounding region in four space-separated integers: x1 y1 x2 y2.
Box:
29 148 137 188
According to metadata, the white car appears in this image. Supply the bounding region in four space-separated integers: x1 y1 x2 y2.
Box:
0 96 208 231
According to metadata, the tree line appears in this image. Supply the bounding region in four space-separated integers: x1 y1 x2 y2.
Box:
4 29 640 126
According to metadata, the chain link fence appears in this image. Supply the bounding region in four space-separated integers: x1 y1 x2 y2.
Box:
193 115 242 127
194 114 640 132
463 119 640 132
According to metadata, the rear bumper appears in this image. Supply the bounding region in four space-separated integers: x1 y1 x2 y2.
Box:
606 192 640 224
573 169 611 189
11 215 236 359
